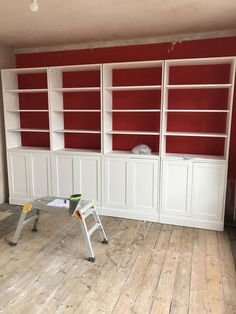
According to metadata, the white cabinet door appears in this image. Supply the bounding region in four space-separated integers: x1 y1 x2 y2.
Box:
131 159 158 213
7 152 30 202
191 162 226 221
161 159 192 217
51 154 74 198
29 153 51 199
104 157 131 209
74 156 101 206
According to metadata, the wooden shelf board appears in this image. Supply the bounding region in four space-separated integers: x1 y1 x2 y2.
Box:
54 109 100 112
164 131 228 138
5 89 48 93
164 152 226 161
105 85 162 91
106 109 161 112
165 109 230 113
8 146 51 152
105 150 160 158
54 129 101 134
53 87 100 92
166 84 232 89
7 110 49 113
53 148 101 154
9 128 49 133
106 130 160 135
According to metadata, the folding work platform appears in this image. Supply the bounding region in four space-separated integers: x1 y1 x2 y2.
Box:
9 197 108 262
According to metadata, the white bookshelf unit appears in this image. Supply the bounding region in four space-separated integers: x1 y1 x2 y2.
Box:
49 64 102 153
1 67 50 150
103 61 163 156
1 57 236 230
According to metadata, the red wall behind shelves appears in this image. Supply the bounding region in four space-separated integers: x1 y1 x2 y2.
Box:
113 67 162 86
21 132 50 147
16 36 236 180
167 112 227 133
113 134 159 153
166 136 225 156
63 71 100 88
168 89 229 110
169 64 231 85
64 133 100 150
63 92 100 110
113 90 161 110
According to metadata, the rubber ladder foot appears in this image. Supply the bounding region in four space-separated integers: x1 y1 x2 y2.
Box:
102 239 108 244
9 242 17 246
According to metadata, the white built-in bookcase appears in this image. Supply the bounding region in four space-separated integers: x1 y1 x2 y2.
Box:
161 57 236 160
1 57 236 231
49 64 102 153
103 60 163 156
2 57 235 160
1 67 49 149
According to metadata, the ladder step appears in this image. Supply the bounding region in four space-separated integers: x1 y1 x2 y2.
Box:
83 207 95 219
88 223 101 237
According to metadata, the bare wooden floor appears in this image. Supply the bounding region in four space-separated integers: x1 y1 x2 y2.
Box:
0 210 236 314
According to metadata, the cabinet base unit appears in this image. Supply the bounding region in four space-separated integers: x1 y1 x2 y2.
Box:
7 149 51 205
103 156 159 221
51 152 102 206
160 157 226 231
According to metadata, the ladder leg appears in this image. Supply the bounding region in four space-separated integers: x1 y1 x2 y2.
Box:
32 209 40 232
80 217 95 262
10 210 27 246
93 206 108 244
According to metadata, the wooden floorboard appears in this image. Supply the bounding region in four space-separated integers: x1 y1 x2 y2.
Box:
0 211 235 314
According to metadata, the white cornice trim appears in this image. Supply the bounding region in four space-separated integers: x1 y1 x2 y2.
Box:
14 29 236 54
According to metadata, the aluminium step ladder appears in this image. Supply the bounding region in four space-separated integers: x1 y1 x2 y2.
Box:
73 201 108 262
9 198 108 263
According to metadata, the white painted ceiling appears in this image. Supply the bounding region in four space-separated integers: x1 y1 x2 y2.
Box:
0 0 236 49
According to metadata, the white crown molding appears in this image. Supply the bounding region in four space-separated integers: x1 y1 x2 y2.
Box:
14 29 236 54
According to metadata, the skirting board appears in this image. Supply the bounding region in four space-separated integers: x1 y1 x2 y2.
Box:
9 198 31 206
159 214 224 231
100 207 159 223
0 197 5 204
8 199 224 231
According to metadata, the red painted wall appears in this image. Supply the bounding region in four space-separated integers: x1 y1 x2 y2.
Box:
15 36 236 180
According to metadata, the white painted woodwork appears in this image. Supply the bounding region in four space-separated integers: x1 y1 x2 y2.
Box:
29 154 51 199
2 58 236 230
131 159 158 213
7 150 51 203
161 159 192 217
104 157 159 214
7 152 30 201
191 162 226 221
74 156 101 206
104 157 131 209
52 154 102 204
51 154 74 198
